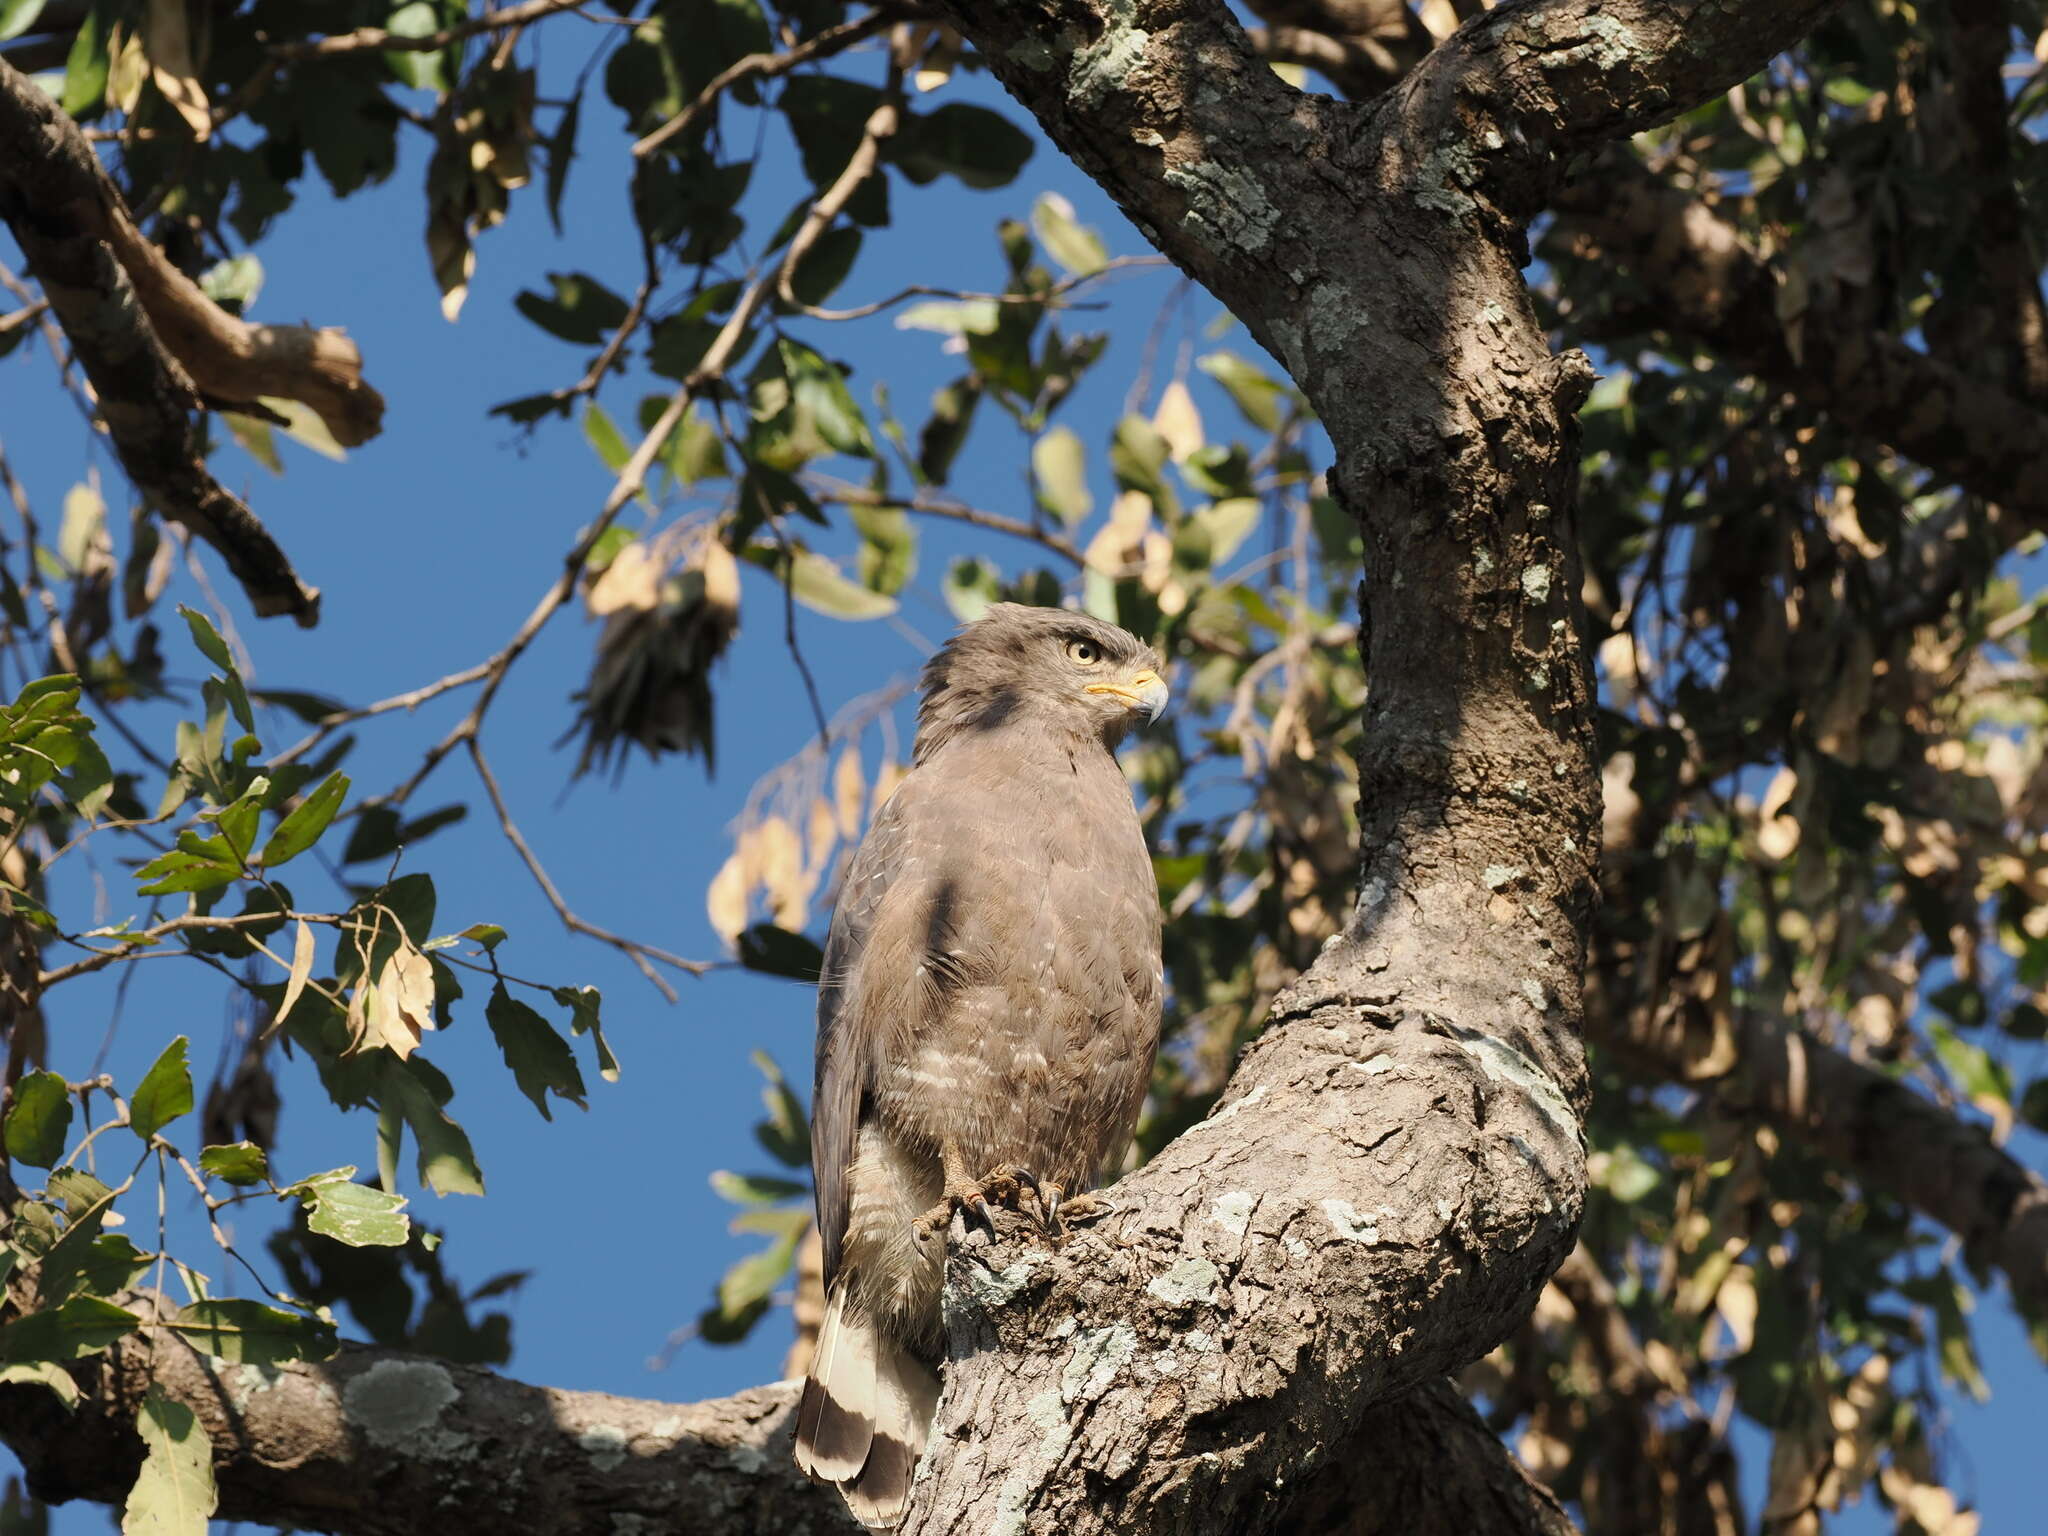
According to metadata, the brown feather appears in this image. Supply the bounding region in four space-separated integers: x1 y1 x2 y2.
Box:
801 603 1166 1528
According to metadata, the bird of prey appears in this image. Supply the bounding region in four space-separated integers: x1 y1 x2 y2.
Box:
792 603 1168 1529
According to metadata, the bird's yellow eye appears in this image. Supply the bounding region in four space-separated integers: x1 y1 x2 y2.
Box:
1065 638 1102 667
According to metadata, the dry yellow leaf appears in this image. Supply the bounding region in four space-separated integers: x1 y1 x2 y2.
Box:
833 749 865 839
145 0 212 140
705 851 750 946
1152 380 1204 462
276 919 316 1029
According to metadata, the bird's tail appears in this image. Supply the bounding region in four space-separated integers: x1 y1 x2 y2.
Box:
794 1277 941 1530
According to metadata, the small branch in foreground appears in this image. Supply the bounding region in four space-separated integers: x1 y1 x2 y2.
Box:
631 7 900 159
268 0 588 59
465 736 708 1002
0 58 325 623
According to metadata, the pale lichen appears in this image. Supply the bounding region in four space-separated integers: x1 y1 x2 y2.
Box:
962 1252 1047 1309
1148 1256 1223 1308
1210 1190 1258 1236
580 1425 629 1473
1444 1021 1576 1136
1061 1323 1139 1404
1320 1197 1384 1243
1483 864 1524 889
342 1359 464 1457
1521 563 1552 603
1165 161 1281 252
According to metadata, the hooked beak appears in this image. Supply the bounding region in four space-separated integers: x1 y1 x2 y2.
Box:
1084 668 1169 723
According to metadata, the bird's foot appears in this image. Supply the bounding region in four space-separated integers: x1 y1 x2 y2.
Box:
912 1164 1044 1247
1047 1190 1116 1229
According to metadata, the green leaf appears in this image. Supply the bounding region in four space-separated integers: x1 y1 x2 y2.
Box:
736 924 824 982
59 1 106 116
550 986 619 1083
515 270 632 345
1930 1020 2013 1103
197 256 264 313
197 1143 269 1187
4 1072 72 1168
1195 498 1262 567
0 2 48 45
383 1058 485 1197
852 503 916 596
383 1 454 92
1033 427 1092 527
2019 1077 2048 1133
1110 415 1177 516
1030 192 1107 278
485 985 588 1121
782 549 896 620
1197 351 1288 433
716 1220 804 1318
780 340 874 457
943 556 1001 623
710 1170 810 1206
889 103 1034 189
750 1051 809 1167
133 846 239 897
175 607 235 673
123 1386 217 1536
171 1300 337 1365
895 300 1000 336
258 771 348 868
290 1171 411 1247
128 1037 193 1143
583 402 633 474
0 1295 138 1363
544 94 580 233
0 1360 79 1410
458 922 508 952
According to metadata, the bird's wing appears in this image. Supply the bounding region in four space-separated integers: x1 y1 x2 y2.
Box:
812 775 919 1285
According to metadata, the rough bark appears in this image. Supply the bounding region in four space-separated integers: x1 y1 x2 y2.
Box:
0 57 363 625
0 1322 1569 1536
869 3 1837 1533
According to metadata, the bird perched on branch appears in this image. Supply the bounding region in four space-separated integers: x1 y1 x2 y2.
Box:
793 603 1168 1529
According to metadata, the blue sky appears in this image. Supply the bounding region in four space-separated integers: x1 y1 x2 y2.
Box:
2 27 2043 1534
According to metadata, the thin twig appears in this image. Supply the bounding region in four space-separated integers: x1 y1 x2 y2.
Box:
269 0 587 58
40 911 342 989
809 478 1086 567
465 737 707 1001
631 7 899 159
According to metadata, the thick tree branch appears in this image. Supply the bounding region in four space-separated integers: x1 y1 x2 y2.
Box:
0 61 339 623
1588 986 2048 1318
1548 153 2048 525
854 3 1839 1532
0 1324 1572 1536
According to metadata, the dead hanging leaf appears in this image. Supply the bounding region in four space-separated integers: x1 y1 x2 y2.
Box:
1878 1465 1980 1536
586 541 662 618
1756 765 1801 861
143 0 212 140
106 23 149 115
806 796 838 876
706 852 750 946
1712 1262 1758 1355
754 816 812 933
366 939 437 1059
573 523 742 776
833 750 865 839
1152 380 1205 462
276 919 316 1029
424 62 536 322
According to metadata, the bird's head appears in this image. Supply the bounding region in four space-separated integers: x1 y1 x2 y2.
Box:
915 603 1167 757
